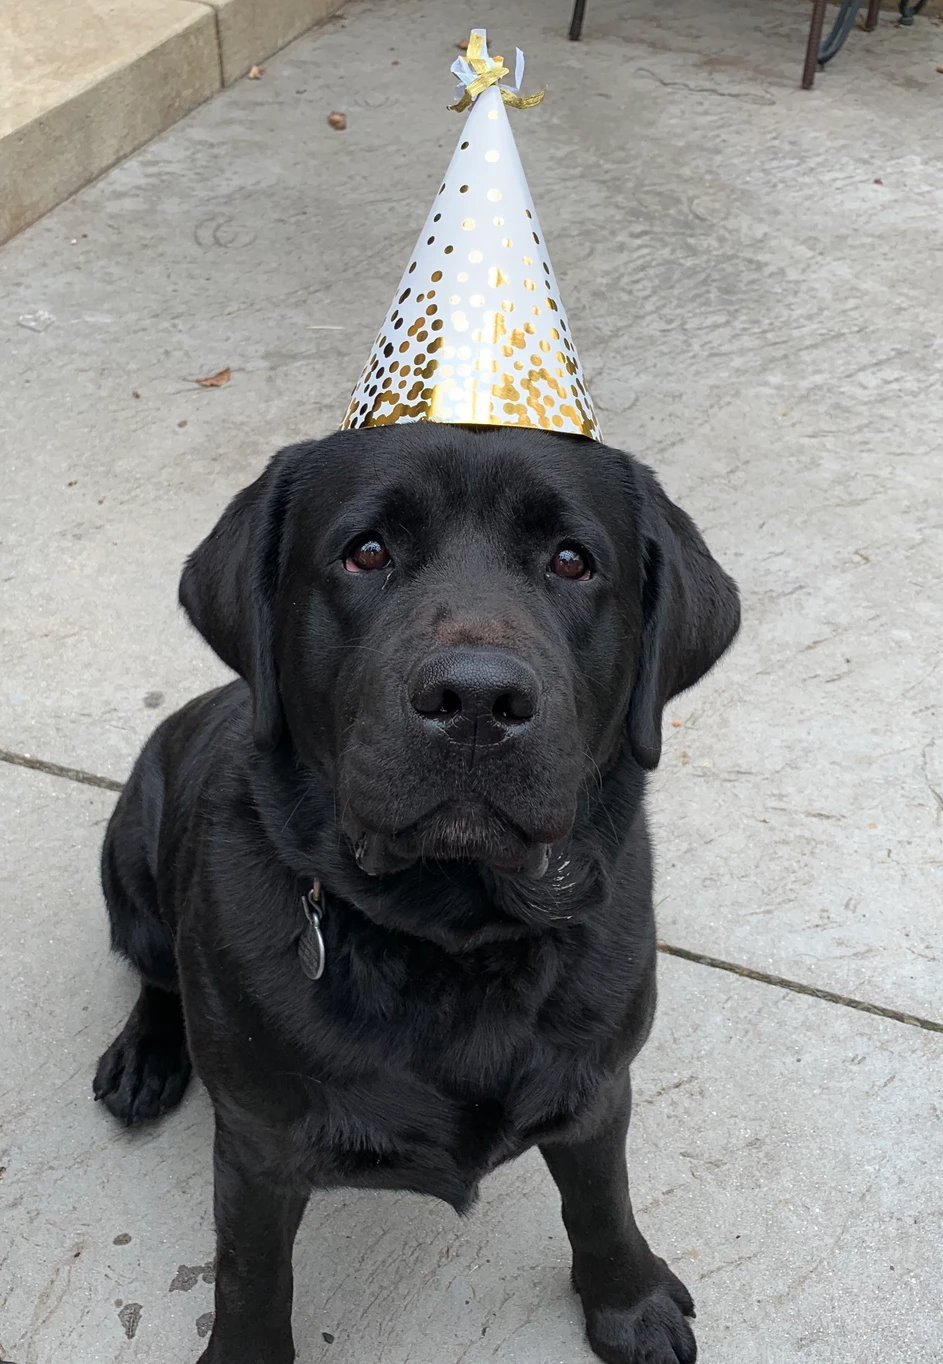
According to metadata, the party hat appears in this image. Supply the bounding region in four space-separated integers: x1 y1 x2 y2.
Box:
342 30 601 441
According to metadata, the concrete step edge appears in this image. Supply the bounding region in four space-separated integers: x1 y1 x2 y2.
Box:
0 0 345 246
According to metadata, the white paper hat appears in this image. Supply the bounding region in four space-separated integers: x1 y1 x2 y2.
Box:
342 30 601 441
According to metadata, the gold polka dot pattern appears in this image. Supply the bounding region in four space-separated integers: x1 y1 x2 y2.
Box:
342 82 600 441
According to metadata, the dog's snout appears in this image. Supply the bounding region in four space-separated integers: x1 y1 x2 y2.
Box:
409 648 538 743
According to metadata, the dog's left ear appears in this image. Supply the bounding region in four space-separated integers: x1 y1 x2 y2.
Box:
627 464 740 770
179 444 303 751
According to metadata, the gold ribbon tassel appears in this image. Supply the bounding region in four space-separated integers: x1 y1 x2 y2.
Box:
450 31 545 113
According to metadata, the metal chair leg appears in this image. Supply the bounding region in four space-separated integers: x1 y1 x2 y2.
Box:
865 0 882 31
802 0 829 87
569 0 587 41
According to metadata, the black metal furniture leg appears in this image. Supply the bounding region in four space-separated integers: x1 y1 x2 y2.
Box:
569 0 588 41
803 0 829 87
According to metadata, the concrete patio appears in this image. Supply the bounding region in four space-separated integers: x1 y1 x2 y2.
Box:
1 0 941 1360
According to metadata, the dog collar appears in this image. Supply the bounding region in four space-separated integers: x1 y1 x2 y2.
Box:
298 879 326 981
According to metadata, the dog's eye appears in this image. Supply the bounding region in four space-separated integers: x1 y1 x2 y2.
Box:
345 536 391 573
548 543 592 581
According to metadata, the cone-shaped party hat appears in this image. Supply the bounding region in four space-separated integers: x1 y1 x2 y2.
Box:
342 30 601 441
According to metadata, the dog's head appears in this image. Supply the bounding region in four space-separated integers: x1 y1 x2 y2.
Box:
180 424 738 880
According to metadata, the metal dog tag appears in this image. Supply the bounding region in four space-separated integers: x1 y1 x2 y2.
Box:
298 881 326 981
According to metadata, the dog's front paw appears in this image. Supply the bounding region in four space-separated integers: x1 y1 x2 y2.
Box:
579 1262 696 1364
94 1016 191 1126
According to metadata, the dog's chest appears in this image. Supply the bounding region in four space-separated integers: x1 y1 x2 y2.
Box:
295 942 609 1207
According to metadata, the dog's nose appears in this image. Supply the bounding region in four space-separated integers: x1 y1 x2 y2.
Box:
409 649 538 744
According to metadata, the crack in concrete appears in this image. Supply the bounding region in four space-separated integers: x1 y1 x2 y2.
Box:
658 943 943 1034
0 749 123 792
635 65 776 105
920 740 943 825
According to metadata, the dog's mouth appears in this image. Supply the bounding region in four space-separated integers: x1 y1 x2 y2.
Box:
343 803 565 881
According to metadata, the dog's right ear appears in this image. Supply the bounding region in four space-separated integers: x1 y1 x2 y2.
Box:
179 447 298 751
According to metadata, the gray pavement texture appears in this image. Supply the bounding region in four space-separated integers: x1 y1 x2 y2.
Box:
0 0 941 1361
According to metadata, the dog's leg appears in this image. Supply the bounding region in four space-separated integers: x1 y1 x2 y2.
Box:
94 983 191 1125
541 1076 696 1364
94 798 192 1125
199 1115 308 1364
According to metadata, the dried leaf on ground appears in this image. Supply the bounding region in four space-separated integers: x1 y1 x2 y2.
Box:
194 367 231 388
328 111 347 130
456 38 469 50
248 65 264 79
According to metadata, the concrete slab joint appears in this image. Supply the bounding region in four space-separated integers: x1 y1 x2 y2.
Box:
0 0 345 245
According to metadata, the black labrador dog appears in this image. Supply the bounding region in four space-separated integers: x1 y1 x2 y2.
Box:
94 422 738 1364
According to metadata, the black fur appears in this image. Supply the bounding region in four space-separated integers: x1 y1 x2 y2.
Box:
94 423 739 1364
